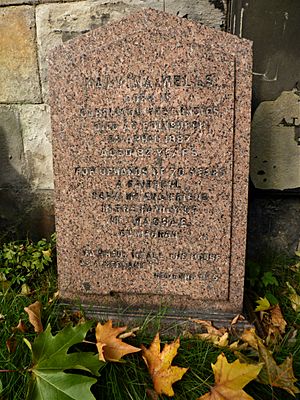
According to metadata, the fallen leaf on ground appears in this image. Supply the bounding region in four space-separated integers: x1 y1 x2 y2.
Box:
95 320 141 362
12 319 27 333
119 326 140 339
286 282 300 313
240 328 299 396
26 322 101 400
146 388 159 400
255 297 271 312
6 337 17 353
141 333 188 397
24 301 43 334
240 328 259 350
231 314 245 325
198 353 262 400
21 283 31 296
192 320 229 347
257 341 300 396
269 304 287 335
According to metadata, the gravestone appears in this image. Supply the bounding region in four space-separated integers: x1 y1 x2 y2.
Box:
49 9 252 322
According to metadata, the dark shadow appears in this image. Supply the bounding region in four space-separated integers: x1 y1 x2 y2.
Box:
0 110 54 242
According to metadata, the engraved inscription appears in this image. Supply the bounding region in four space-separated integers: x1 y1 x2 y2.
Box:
75 69 233 290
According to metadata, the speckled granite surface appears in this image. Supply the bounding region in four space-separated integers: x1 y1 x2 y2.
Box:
48 9 252 317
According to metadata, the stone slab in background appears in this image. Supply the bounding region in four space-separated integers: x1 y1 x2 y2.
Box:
0 105 54 240
250 90 300 190
0 6 41 103
0 107 25 186
49 9 252 319
19 105 54 190
36 0 224 102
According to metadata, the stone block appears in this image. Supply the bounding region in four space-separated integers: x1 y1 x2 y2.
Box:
18 105 54 190
0 105 54 239
0 6 41 103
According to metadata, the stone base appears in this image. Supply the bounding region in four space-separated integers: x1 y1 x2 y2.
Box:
59 302 252 334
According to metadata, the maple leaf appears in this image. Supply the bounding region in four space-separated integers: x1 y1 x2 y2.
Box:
141 333 188 397
26 321 102 400
95 320 141 362
193 320 229 347
257 341 300 396
255 297 271 312
198 353 262 400
240 327 300 396
24 301 43 333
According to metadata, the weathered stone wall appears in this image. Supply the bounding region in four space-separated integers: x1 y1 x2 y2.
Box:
0 0 225 240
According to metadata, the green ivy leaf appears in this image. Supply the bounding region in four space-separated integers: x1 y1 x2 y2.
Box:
262 271 278 287
26 321 102 400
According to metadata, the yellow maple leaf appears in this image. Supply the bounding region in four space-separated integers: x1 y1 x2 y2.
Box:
141 333 188 397
255 297 271 312
24 301 43 334
95 320 141 362
198 353 262 400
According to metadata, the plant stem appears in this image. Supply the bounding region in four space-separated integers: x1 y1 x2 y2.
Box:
0 369 24 373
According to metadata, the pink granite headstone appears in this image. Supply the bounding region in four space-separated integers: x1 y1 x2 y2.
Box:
48 9 252 322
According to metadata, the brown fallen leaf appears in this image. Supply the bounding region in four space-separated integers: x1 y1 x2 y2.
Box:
12 319 27 333
192 320 229 347
257 341 300 396
24 301 43 334
270 304 287 334
141 333 188 397
240 328 259 350
286 282 300 313
119 326 140 339
6 337 17 353
231 314 245 325
146 388 159 400
95 320 141 362
198 353 262 400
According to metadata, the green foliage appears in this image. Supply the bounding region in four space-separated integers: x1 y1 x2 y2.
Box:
261 271 279 287
26 322 103 400
0 234 56 285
